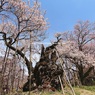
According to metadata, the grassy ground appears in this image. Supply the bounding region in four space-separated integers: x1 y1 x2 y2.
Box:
74 86 95 95
6 86 95 95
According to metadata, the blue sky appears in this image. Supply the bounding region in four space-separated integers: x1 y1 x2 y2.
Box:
38 0 95 43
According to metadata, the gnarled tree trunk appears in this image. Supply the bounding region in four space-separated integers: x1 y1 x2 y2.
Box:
23 39 63 91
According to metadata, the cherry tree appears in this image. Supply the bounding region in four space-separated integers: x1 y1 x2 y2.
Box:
55 21 95 85
0 0 47 74
0 0 48 93
55 39 95 85
57 21 95 52
74 20 95 51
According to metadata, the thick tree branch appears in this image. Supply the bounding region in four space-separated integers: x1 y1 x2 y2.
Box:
1 32 33 75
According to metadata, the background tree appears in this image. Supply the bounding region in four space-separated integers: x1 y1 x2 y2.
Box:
74 20 95 51
55 21 95 85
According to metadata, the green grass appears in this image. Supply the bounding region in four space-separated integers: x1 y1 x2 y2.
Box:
80 86 95 92
74 86 95 95
5 86 95 95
